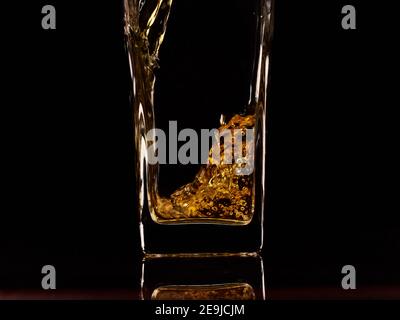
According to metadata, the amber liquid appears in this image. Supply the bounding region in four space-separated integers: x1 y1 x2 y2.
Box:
155 114 256 224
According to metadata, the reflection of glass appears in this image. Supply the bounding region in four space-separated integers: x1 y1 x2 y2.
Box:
125 0 274 254
151 283 256 300
141 255 266 300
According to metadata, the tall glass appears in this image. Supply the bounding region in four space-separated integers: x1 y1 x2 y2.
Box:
125 0 273 255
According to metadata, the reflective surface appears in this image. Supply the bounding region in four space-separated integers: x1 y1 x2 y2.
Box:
141 255 266 300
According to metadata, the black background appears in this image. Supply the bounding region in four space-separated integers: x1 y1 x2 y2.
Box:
1 0 399 298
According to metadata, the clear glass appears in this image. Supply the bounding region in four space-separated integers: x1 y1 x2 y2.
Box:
125 0 273 255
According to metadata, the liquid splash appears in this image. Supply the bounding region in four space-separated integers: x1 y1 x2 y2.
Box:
155 114 255 223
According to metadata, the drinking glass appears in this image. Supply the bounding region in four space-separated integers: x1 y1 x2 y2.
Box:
125 0 274 255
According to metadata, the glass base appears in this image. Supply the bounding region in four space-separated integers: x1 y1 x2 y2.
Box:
143 251 260 259
140 209 263 255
